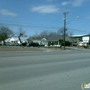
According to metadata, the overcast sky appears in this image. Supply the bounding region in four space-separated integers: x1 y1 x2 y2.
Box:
0 0 90 36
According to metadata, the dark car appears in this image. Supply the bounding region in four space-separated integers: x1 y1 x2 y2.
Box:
28 43 39 47
73 43 77 46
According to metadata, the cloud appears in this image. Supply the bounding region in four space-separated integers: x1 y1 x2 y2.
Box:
0 9 17 17
31 5 59 13
86 16 90 20
62 0 86 7
72 0 85 7
62 1 71 6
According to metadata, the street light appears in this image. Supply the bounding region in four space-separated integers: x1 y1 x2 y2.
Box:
66 16 79 25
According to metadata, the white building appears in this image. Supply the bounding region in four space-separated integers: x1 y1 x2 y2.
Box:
5 37 28 45
72 34 90 43
82 36 90 43
32 38 48 46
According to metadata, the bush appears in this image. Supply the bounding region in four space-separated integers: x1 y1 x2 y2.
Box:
83 46 88 49
61 41 71 46
22 42 27 46
65 41 71 46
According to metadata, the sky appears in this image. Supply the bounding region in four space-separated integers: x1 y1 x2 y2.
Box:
0 0 90 36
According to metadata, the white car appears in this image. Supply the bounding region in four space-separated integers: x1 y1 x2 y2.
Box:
52 44 61 48
78 42 88 47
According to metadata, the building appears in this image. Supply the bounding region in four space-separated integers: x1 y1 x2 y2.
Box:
47 35 74 45
28 35 74 47
28 38 48 46
82 35 90 43
5 37 28 46
72 34 90 43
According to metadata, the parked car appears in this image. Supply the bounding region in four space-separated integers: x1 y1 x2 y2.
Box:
53 44 61 48
73 43 77 46
28 42 39 47
50 44 61 48
0 42 2 46
78 42 88 47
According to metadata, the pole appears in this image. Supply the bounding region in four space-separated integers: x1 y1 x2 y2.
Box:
63 12 68 50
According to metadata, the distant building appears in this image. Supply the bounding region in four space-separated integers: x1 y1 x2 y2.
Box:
5 37 28 46
72 34 90 43
47 35 74 44
28 38 48 46
28 35 74 47
82 35 90 43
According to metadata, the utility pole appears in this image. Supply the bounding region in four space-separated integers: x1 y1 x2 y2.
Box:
63 12 68 50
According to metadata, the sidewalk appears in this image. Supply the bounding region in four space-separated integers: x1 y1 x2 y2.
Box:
66 46 90 50
0 46 45 52
0 46 89 52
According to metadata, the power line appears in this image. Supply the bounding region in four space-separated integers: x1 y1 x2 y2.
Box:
68 28 90 33
18 0 32 4
0 21 89 34
0 22 60 29
14 0 35 5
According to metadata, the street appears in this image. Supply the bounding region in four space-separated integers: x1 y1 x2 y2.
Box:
0 50 90 90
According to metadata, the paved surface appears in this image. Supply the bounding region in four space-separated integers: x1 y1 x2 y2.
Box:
0 46 47 52
0 50 90 90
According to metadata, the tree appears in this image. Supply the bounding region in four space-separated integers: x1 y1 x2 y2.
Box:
29 30 49 40
18 28 26 46
40 30 49 38
58 28 64 35
0 26 14 45
40 30 58 40
58 27 69 35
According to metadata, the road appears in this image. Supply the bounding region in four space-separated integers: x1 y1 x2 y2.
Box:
0 50 90 90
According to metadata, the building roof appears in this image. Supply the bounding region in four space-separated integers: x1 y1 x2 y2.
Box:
46 35 62 41
5 37 28 42
46 35 73 42
71 34 89 38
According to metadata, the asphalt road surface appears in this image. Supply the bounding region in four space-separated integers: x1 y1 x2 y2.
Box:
0 50 90 90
